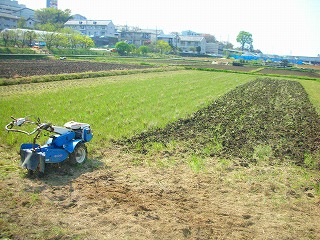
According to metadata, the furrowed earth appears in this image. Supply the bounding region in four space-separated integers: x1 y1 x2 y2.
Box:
0 59 154 78
1 77 320 239
119 78 320 164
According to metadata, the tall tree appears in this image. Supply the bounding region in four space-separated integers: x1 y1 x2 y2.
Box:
35 8 72 29
236 31 253 51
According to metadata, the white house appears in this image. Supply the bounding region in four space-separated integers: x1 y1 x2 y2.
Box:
206 42 219 55
179 36 206 54
64 20 116 38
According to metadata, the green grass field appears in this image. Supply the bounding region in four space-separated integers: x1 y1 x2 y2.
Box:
299 80 320 114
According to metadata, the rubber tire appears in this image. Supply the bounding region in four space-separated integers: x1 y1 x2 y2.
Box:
69 143 87 165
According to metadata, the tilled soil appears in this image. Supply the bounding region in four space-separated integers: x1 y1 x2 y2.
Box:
0 59 154 78
120 78 320 164
259 68 320 78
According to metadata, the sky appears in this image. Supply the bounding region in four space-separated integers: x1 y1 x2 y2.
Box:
17 0 320 57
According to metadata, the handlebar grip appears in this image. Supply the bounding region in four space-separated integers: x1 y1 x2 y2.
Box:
5 122 14 130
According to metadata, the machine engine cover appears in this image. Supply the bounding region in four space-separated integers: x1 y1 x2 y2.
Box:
64 121 90 130
64 121 93 142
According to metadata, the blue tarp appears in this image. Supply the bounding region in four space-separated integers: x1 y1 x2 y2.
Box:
231 55 303 65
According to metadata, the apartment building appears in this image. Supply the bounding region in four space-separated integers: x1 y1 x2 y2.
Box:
0 0 35 30
117 26 163 46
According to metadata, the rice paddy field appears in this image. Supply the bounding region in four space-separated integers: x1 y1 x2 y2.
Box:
0 62 320 239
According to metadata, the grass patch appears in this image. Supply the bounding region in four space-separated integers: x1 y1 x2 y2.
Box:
188 154 206 173
298 80 320 114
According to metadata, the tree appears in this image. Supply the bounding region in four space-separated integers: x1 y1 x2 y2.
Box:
189 46 196 53
202 34 217 43
17 17 27 28
115 41 131 55
0 29 14 47
196 46 201 54
35 8 72 29
155 40 172 54
24 30 37 47
60 28 81 48
220 41 234 50
37 24 60 49
12 29 23 47
236 31 253 51
138 46 150 55
79 35 94 49
280 59 290 67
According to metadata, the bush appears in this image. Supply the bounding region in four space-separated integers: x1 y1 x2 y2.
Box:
49 48 105 56
0 47 36 54
232 61 244 66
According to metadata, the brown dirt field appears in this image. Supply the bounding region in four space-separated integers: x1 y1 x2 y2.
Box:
0 59 154 78
259 68 320 78
295 64 320 71
198 64 259 72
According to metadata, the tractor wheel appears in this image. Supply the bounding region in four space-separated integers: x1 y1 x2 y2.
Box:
69 143 87 165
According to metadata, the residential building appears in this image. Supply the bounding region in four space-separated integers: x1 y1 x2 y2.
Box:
181 30 199 36
179 36 206 54
157 34 180 48
0 0 35 30
117 26 163 46
206 42 219 55
0 12 18 30
64 20 116 37
140 29 163 43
